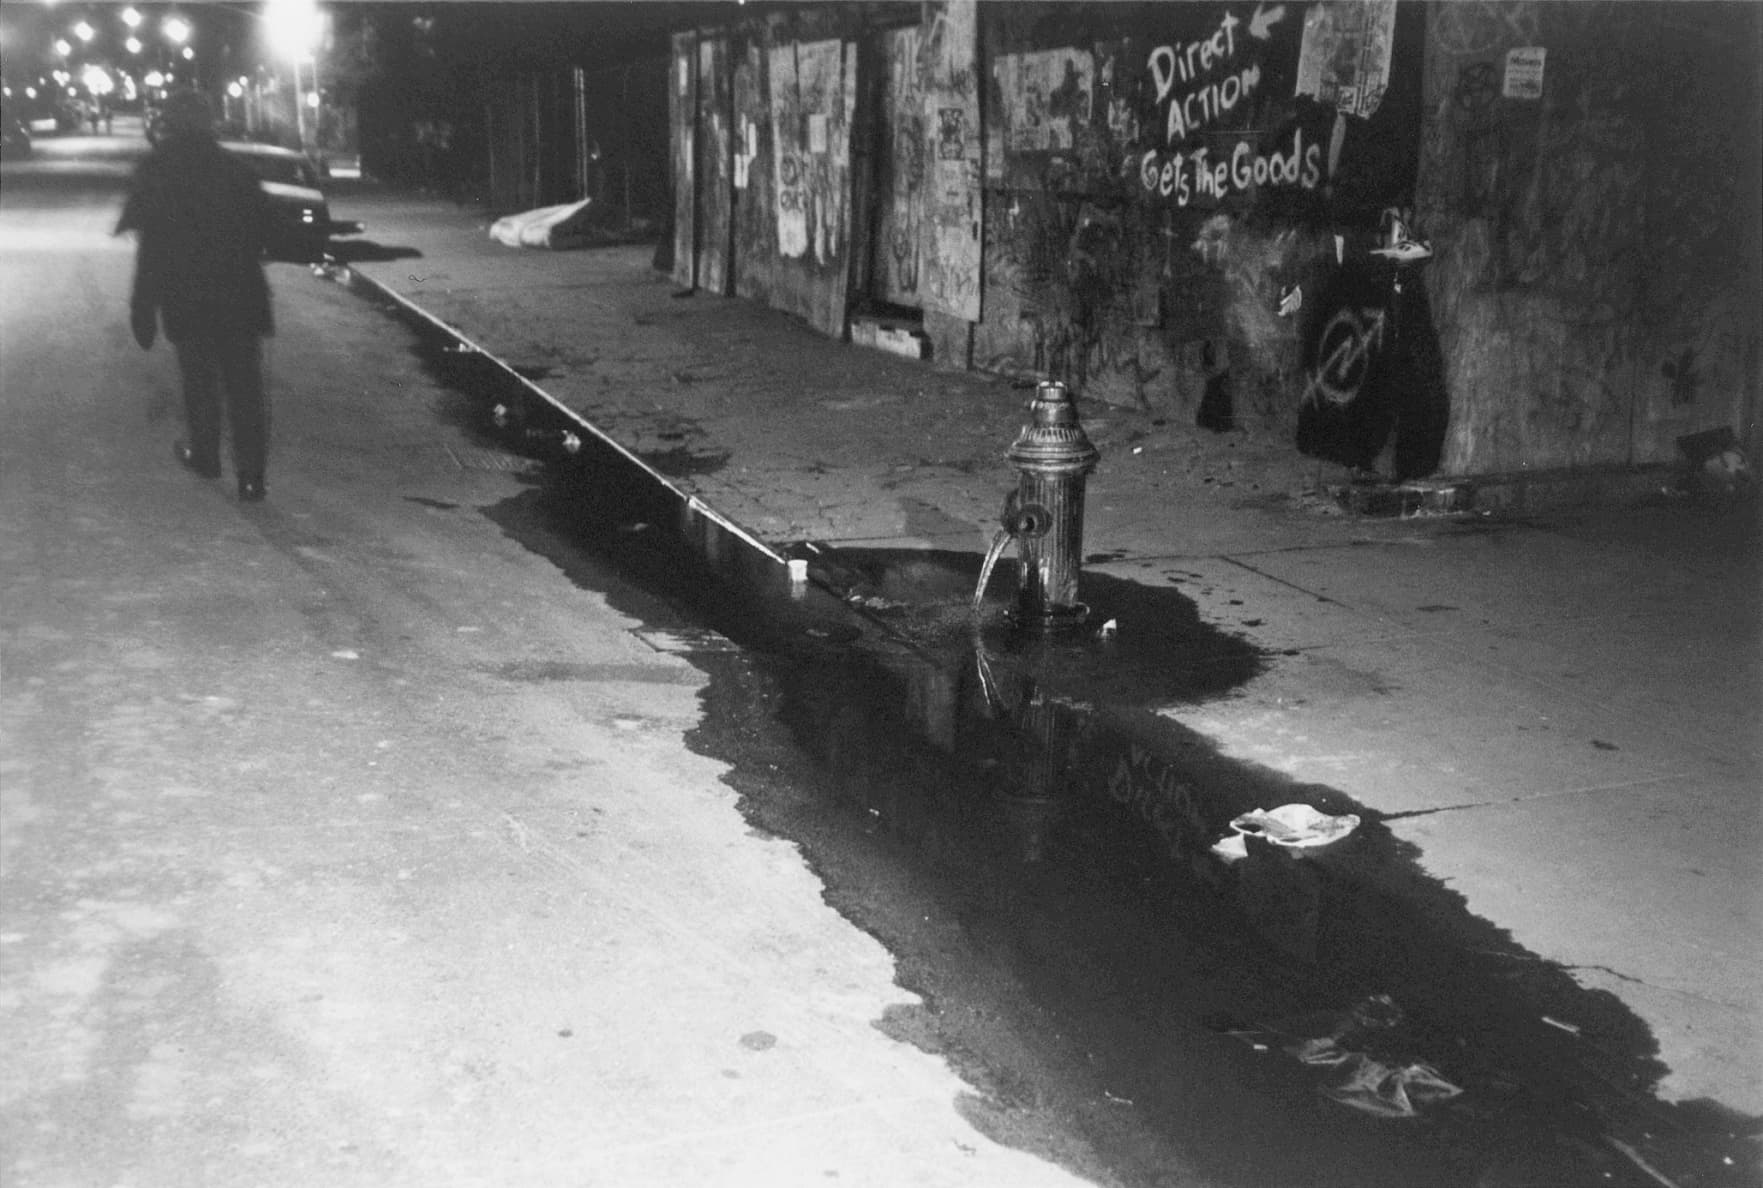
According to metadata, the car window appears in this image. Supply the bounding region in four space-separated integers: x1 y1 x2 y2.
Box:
230 150 317 189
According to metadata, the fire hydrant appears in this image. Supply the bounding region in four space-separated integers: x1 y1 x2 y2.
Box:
1001 380 1099 630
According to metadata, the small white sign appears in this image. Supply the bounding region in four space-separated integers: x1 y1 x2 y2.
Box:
1503 47 1546 100
808 113 828 154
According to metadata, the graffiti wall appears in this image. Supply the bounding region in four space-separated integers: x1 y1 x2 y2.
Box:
766 37 857 336
872 25 925 307
664 1 1758 483
1418 0 1761 475
919 0 985 324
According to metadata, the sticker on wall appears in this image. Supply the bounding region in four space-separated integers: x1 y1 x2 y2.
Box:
808 113 828 155
1295 0 1397 119
1502 47 1546 100
996 48 1095 153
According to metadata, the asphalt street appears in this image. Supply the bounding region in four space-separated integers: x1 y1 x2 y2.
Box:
3 127 1759 1188
0 130 1103 1188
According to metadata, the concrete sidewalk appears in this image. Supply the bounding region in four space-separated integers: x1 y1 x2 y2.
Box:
330 188 1762 1120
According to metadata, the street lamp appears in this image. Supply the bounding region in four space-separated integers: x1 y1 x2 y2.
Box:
121 8 143 30
265 0 324 153
73 20 94 44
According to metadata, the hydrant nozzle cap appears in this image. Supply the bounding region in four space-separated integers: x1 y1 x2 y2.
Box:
1007 380 1099 474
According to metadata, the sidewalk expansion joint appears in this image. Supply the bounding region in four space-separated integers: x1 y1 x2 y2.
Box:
1218 555 1347 605
1381 774 1689 822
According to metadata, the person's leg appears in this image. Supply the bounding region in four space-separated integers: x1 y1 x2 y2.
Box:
218 335 268 497
173 336 222 477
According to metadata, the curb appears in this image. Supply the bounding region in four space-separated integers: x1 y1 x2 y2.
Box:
325 260 790 576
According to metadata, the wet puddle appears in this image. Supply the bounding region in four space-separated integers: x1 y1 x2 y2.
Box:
381 289 1759 1188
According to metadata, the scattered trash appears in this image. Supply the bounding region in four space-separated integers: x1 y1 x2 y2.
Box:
1213 994 1463 1119
1211 804 1361 864
1604 1135 1684 1188
1675 426 1755 503
1098 618 1119 638
1211 833 1251 863
489 198 600 250
1541 1015 1582 1036
1317 1054 1462 1118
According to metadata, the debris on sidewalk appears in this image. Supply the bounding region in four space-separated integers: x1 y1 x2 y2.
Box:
1213 994 1463 1119
1209 803 1361 862
489 199 598 250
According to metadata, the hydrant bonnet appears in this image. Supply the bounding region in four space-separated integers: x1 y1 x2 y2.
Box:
1007 382 1099 476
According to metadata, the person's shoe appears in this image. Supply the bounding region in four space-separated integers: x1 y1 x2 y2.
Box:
174 441 221 479
238 474 266 502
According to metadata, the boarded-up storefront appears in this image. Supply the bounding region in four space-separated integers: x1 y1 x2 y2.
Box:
663 1 1760 485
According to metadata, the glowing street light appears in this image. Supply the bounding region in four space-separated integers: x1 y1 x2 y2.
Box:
121 7 143 29
125 36 142 55
53 38 72 57
265 0 324 62
73 20 95 43
265 0 326 152
161 16 191 46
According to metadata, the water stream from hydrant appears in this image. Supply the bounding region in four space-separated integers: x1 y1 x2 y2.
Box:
972 526 1015 612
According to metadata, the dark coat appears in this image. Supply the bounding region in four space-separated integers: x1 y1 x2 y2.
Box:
118 134 273 342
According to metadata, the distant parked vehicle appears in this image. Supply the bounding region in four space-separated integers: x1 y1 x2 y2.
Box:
221 140 360 262
1 119 32 159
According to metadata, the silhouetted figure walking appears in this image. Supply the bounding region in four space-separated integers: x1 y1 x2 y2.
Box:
117 89 275 501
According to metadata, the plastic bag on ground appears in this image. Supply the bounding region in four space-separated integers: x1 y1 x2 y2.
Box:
489 199 597 250
1211 803 1361 862
1214 994 1463 1119
1319 1055 1462 1117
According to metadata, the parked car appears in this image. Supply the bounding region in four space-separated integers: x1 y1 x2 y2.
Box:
1 119 31 159
221 140 359 262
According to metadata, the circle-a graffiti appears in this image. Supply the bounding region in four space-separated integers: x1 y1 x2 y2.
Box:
1310 305 1386 407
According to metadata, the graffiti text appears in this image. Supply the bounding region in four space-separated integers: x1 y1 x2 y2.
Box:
1139 127 1322 205
1161 63 1262 143
1148 11 1242 98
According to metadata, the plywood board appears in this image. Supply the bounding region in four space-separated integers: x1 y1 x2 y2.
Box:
696 37 735 296
918 0 982 322
873 25 926 307
766 38 855 337
732 39 775 304
669 32 697 290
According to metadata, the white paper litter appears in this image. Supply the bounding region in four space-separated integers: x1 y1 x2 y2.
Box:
489 199 598 250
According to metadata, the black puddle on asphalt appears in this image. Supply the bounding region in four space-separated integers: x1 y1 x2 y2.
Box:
392 302 1759 1188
